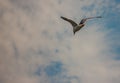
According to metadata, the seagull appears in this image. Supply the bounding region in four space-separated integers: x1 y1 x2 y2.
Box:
61 16 102 34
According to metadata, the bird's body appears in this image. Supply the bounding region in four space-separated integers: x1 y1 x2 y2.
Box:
61 16 102 34
73 24 84 34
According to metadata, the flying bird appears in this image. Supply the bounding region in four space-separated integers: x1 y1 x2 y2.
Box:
61 16 102 34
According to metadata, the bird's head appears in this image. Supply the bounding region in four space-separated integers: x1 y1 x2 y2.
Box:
79 23 85 27
79 19 87 25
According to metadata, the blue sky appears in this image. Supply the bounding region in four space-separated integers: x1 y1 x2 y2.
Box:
0 0 120 83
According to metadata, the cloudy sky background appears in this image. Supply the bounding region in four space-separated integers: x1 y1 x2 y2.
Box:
0 0 120 83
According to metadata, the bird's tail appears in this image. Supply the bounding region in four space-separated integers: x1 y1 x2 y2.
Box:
73 31 75 35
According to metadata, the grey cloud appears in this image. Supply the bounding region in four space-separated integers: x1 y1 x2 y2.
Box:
10 0 40 15
11 40 20 57
0 0 120 83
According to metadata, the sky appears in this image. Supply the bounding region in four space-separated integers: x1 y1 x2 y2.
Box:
0 0 120 83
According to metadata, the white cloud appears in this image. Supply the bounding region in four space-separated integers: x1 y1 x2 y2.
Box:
0 0 120 83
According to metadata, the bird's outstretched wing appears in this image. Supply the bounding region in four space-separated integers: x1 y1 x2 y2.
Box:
79 16 102 24
61 16 77 27
86 16 102 19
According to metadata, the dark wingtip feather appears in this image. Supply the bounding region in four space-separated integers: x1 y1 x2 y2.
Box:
97 16 102 18
60 16 63 19
61 16 65 19
60 16 68 20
